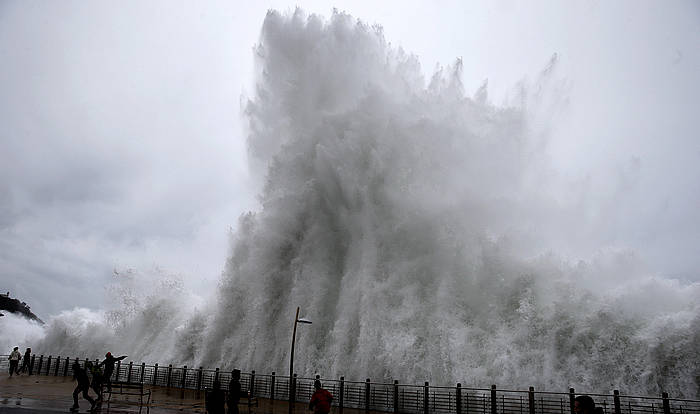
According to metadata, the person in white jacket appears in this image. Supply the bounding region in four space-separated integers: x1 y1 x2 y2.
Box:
8 347 21 376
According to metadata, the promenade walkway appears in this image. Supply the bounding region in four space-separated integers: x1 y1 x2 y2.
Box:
0 374 202 413
0 374 366 414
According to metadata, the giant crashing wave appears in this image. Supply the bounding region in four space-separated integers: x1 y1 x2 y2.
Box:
34 9 699 398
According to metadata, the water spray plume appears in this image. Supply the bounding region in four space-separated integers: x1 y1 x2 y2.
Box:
23 9 699 398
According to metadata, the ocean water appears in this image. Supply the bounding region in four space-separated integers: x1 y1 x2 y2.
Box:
5 9 697 398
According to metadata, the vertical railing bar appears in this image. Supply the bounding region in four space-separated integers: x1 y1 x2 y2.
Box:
662 393 671 414
456 384 463 414
569 389 576 414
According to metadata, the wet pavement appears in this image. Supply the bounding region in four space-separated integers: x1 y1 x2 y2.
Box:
0 374 364 414
0 374 206 413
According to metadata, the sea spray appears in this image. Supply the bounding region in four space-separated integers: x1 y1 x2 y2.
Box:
197 9 699 396
0 312 44 353
28 9 699 398
32 267 204 365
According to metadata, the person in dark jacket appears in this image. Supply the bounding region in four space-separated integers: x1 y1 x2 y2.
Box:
227 369 243 414
574 395 603 414
86 361 105 403
309 379 333 414
206 380 226 414
18 348 31 374
99 352 127 391
71 362 96 411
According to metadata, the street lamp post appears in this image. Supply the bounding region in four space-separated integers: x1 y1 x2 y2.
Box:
289 306 312 414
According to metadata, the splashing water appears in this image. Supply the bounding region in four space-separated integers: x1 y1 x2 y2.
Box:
23 9 699 398
197 10 699 396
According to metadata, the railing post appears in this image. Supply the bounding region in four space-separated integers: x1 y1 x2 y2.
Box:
613 390 621 414
196 367 203 399
127 361 133 383
339 376 345 414
662 392 670 414
166 364 173 388
394 380 400 414
271 371 276 401
528 387 535 414
424 382 429 414
153 363 159 386
46 355 52 375
37 355 44 375
54 356 61 376
116 360 121 382
316 374 322 401
140 362 146 383
29 354 36 375
181 365 188 399
366 378 371 413
214 367 220 384
491 385 497 414
456 383 462 414
251 370 256 395
63 357 69 377
569 388 576 414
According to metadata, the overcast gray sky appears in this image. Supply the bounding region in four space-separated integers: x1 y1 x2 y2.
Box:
1 0 699 317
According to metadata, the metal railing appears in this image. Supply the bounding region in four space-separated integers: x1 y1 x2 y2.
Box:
2 355 698 414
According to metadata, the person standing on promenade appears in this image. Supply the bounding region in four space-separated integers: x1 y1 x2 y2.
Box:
99 352 127 391
8 347 21 376
86 361 105 404
574 395 603 414
309 379 333 414
70 361 97 412
227 369 243 414
206 380 226 414
18 348 31 374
